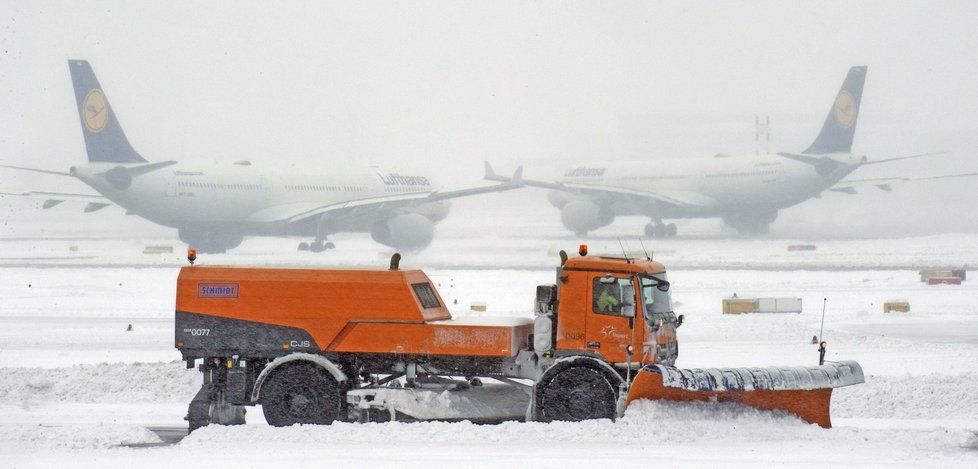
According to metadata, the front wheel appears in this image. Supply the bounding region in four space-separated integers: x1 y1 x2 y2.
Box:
535 365 617 422
261 362 341 426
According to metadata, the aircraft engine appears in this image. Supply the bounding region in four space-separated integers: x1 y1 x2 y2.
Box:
410 200 451 223
370 213 435 251
560 198 614 236
546 190 575 209
178 227 244 254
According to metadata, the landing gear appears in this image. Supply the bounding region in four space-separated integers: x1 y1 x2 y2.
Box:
299 214 338 253
644 221 678 238
297 240 335 252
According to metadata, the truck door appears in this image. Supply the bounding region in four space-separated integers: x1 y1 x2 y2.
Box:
585 274 638 363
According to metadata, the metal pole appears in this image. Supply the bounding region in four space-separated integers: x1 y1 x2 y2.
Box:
819 298 827 342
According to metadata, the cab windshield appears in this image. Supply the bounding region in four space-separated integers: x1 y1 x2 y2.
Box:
641 275 675 324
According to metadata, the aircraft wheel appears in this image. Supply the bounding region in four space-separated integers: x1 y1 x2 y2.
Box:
261 362 341 427
297 242 310 251
644 223 655 238
535 365 617 422
324 242 336 250
665 223 678 237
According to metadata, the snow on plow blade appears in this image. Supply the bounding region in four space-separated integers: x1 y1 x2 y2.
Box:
625 361 864 428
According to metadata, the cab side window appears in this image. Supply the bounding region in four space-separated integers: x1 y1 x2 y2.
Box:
592 277 632 316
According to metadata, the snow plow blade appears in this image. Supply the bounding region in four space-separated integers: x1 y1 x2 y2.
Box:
625 361 864 428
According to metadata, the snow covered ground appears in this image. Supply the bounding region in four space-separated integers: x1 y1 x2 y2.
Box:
1 236 977 467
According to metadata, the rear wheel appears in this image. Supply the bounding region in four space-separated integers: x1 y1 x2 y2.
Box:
261 362 341 426
536 365 617 422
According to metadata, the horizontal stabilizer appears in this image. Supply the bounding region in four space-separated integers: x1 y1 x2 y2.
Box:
1 190 110 209
837 169 978 191
98 160 178 177
777 152 846 177
862 151 947 166
0 164 72 176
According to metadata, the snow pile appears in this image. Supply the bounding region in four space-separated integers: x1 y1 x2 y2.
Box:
179 400 976 457
833 373 978 419
0 424 160 450
179 400 814 448
0 361 198 405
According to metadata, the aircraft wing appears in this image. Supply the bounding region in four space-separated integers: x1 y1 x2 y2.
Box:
0 190 113 211
561 183 717 208
247 167 524 224
485 161 714 209
831 171 978 194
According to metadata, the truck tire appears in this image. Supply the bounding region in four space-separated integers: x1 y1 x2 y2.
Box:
261 361 341 426
536 365 617 422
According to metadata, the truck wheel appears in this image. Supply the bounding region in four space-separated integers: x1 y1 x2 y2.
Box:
536 365 617 422
261 362 341 427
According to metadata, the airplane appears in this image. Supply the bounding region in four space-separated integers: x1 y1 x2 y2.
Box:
486 66 974 237
0 60 523 253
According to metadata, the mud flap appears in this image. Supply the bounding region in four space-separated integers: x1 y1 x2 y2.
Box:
625 360 864 428
185 383 247 432
185 384 212 432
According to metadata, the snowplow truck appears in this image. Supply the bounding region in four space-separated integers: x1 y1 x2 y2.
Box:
175 250 863 432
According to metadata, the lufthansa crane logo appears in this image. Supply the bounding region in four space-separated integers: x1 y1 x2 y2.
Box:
833 91 856 129
82 89 109 133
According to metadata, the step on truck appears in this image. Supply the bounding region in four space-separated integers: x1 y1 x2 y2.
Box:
175 248 863 432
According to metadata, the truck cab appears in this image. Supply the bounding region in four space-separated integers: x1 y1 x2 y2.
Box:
532 252 679 368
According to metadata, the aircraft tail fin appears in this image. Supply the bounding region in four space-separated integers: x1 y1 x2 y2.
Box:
803 66 867 155
68 60 147 163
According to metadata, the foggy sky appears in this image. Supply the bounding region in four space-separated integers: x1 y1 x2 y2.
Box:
2 1 977 238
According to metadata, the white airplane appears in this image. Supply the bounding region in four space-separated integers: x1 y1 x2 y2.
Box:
487 66 974 237
0 60 523 253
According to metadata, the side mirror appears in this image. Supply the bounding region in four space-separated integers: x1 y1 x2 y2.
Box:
677 314 684 327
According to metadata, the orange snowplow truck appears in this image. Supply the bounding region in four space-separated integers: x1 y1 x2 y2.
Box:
175 250 863 432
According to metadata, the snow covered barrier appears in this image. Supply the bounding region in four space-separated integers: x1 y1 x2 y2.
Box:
0 361 199 404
